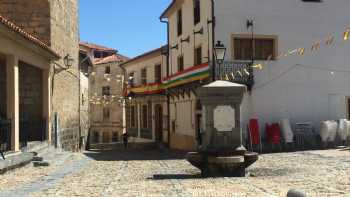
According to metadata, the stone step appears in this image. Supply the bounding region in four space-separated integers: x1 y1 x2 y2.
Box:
23 141 50 154
32 156 43 162
0 152 35 174
32 161 50 167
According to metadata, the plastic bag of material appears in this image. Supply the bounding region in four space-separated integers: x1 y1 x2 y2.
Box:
338 119 348 141
346 120 350 140
328 121 338 142
280 119 294 143
320 121 331 142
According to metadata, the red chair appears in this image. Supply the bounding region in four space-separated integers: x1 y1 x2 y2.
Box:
266 123 282 152
247 119 262 152
271 123 282 144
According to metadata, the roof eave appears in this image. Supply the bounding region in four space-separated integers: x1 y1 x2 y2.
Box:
0 23 60 60
160 0 176 19
119 47 163 68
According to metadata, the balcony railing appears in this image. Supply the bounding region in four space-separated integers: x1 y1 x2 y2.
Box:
0 119 11 153
214 61 254 89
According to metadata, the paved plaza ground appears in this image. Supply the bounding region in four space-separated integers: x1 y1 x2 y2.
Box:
0 148 349 197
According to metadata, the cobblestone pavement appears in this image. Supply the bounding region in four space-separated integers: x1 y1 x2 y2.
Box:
0 148 350 197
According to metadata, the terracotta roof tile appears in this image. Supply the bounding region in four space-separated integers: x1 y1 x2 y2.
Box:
94 54 129 65
0 14 59 58
79 41 117 52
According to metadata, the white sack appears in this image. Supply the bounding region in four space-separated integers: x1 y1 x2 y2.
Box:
346 120 350 140
320 121 331 142
338 119 348 141
328 121 338 142
280 119 294 143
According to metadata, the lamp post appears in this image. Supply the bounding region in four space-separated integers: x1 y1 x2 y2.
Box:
64 54 74 68
213 41 227 81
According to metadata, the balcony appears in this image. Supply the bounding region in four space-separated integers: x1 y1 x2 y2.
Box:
214 61 254 89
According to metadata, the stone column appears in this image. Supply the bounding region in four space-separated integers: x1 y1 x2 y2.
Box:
137 103 141 139
43 69 51 143
6 55 19 151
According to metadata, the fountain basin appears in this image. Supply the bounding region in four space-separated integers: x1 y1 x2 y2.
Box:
186 151 258 177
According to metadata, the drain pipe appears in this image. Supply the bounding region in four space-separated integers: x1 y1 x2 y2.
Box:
160 17 171 148
211 0 216 81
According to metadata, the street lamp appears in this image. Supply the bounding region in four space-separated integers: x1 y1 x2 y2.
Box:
214 41 227 80
64 54 74 68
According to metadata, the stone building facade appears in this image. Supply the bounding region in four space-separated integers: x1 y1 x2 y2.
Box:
80 42 128 145
0 0 81 151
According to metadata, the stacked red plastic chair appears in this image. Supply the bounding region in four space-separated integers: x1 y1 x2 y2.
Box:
270 123 282 144
248 119 262 152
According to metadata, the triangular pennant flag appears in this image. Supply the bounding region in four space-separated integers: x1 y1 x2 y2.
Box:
225 74 230 81
298 48 305 56
231 72 235 80
325 35 334 45
344 29 350 41
311 41 320 51
276 52 284 60
243 68 250 76
267 54 273 61
288 49 298 55
252 63 263 70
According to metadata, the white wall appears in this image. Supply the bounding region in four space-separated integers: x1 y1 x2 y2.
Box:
215 0 350 133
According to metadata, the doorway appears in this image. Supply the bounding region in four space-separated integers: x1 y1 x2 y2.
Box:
154 104 163 143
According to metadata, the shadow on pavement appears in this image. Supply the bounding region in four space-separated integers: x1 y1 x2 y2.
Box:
83 149 186 161
150 174 203 180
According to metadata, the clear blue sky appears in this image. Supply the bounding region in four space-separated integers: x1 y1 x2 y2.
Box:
79 1 171 58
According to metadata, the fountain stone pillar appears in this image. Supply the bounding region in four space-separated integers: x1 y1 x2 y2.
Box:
186 80 258 177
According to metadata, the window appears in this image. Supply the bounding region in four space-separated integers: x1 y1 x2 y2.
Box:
103 107 110 121
177 55 184 72
155 64 162 83
105 66 111 74
233 37 275 60
193 0 200 25
194 46 202 66
142 105 148 128
102 86 110 96
177 9 183 36
141 68 147 85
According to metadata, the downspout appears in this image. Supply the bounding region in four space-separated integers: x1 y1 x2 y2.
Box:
120 66 127 136
211 0 216 81
160 17 171 148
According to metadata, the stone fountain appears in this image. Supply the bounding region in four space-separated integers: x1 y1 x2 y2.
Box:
186 80 258 177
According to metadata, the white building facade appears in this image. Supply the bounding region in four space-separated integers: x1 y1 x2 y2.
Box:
159 0 350 150
214 0 350 132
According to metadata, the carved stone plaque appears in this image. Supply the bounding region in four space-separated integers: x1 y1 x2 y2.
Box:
214 105 235 132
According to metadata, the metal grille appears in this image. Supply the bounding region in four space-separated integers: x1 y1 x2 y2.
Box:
214 61 254 87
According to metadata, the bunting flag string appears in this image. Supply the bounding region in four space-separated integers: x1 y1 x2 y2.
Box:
220 26 350 81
